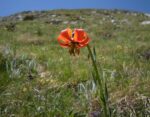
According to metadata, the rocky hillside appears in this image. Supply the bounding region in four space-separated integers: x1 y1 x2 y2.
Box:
0 9 150 117
1 9 150 26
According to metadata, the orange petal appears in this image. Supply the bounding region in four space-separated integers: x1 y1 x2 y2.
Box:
74 29 86 42
79 37 90 45
59 43 71 48
78 43 89 48
57 28 72 43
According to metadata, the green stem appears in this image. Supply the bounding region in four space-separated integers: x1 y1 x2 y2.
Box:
87 44 109 117
87 45 102 86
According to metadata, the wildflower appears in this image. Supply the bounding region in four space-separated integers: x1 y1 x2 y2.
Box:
57 28 90 55
46 79 50 82
100 56 106 61
39 79 46 85
116 45 123 50
22 87 27 92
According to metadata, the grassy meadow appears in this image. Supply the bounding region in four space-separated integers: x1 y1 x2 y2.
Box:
0 9 150 116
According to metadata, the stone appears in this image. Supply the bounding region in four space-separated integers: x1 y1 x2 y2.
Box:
145 13 150 17
50 19 62 25
17 15 23 21
51 14 56 17
70 21 78 25
63 21 69 24
141 21 150 25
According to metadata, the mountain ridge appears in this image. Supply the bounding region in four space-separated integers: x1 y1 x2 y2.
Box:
0 9 147 22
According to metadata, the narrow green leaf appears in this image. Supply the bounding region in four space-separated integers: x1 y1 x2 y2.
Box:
104 81 109 101
93 46 96 61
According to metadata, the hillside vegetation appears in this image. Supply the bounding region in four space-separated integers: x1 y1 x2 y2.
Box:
0 9 150 117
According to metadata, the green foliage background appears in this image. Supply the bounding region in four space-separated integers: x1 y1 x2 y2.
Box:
0 9 150 116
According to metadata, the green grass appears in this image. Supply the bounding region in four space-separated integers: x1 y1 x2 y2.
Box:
0 9 150 116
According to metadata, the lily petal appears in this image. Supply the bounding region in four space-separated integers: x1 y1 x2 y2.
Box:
79 37 90 45
77 43 88 48
57 28 72 43
74 29 87 42
59 43 71 48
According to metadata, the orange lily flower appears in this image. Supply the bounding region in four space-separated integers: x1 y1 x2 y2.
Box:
57 28 90 55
